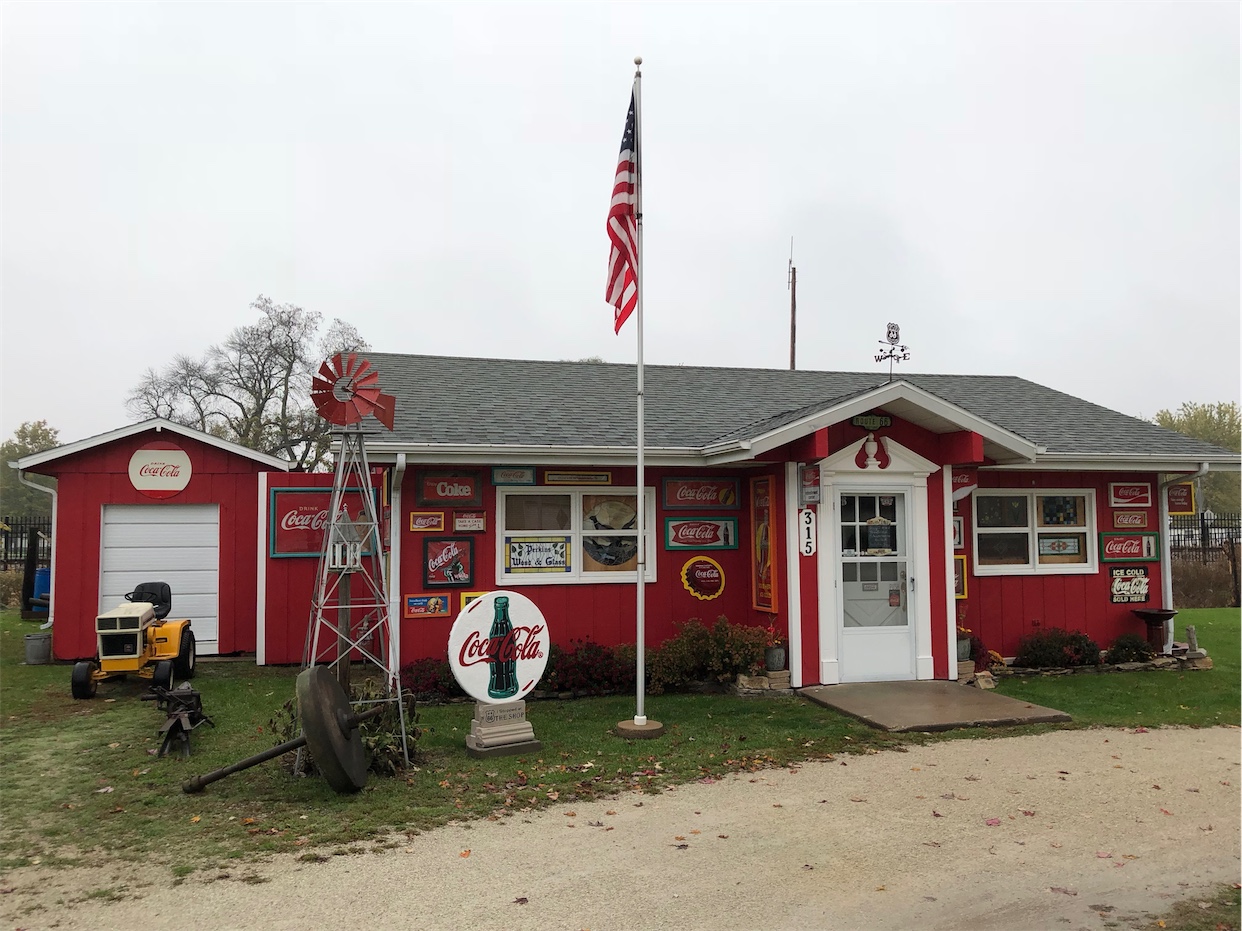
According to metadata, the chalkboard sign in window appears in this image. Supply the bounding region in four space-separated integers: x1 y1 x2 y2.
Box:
865 520 896 553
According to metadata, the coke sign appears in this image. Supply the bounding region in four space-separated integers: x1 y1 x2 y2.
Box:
270 487 374 557
1112 511 1148 529
663 478 740 510
447 590 550 703
128 444 192 499
417 471 482 506
665 518 739 550
1108 483 1152 507
1109 566 1150 604
1100 532 1158 562
680 556 725 601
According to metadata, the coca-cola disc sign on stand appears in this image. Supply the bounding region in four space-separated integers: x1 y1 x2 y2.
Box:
448 590 550 703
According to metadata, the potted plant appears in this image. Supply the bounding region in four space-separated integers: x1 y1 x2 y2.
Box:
956 625 973 662
764 623 786 672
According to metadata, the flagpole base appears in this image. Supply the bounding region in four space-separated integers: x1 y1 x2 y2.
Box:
615 718 664 739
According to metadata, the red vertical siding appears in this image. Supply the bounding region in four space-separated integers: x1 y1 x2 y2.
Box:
927 469 949 678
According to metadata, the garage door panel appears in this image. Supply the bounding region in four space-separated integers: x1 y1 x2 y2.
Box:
101 547 219 574
101 505 220 654
99 524 219 548
104 506 218 525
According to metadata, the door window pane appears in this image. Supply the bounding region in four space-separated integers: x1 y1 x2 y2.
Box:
858 496 877 522
878 496 897 521
840 495 855 522
860 562 878 582
841 525 857 553
879 562 898 581
842 563 857 582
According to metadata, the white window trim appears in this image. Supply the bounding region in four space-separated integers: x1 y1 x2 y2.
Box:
972 488 1098 576
496 486 657 586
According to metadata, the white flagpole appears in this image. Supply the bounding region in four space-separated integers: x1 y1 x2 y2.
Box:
632 55 647 727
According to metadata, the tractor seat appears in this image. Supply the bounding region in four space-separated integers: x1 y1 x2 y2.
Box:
127 581 172 620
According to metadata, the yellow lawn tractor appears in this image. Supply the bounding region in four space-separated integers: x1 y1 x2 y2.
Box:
71 581 196 699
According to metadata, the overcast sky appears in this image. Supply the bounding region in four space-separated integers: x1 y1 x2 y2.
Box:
2 1 1238 447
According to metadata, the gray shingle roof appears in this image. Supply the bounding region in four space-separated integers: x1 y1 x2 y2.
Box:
366 353 1236 462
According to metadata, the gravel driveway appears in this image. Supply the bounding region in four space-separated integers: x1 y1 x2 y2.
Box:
3 726 1238 931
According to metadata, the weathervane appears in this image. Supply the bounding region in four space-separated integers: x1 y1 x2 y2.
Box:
874 322 910 382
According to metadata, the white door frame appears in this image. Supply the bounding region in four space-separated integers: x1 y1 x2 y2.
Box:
815 435 936 684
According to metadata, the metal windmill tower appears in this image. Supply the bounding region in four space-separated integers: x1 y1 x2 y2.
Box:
302 353 410 762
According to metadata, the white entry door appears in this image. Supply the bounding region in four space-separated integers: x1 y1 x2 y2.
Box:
100 504 220 654
838 491 914 681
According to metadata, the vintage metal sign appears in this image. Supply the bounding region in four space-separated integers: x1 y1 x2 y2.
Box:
448 590 550 703
663 478 740 510
129 444 192 499
1109 566 1150 604
1099 532 1159 562
1166 483 1195 516
750 476 778 612
270 487 375 558
1112 511 1149 530
403 594 452 618
799 465 821 505
1108 483 1153 508
850 414 891 430
416 471 483 507
409 511 446 532
544 471 611 485
423 537 475 586
454 510 487 533
680 556 725 601
491 467 535 486
664 518 738 550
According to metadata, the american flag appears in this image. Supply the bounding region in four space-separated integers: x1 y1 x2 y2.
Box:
605 87 638 333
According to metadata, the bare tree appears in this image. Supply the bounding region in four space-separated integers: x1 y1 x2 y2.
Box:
127 296 370 471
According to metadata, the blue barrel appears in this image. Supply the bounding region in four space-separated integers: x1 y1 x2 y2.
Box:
32 567 50 612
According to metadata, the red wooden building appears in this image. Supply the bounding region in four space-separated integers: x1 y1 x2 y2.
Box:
14 355 1239 684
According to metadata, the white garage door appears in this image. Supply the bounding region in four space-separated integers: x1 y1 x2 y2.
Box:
100 504 220 655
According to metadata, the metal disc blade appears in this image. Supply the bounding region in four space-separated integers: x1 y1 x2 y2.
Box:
296 667 367 794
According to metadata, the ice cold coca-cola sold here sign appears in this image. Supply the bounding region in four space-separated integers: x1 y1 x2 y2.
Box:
448 590 550 703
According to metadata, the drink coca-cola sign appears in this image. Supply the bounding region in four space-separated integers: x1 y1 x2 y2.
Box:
128 444 192 499
1166 482 1195 516
665 518 739 550
1108 483 1152 507
448 590 550 703
416 471 482 506
663 478 740 510
1109 566 1150 604
1112 511 1148 529
680 555 725 601
270 487 374 557
1099 532 1159 562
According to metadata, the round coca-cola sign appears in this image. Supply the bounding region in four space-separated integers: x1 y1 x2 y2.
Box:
128 443 192 499
680 556 725 601
448 590 550 703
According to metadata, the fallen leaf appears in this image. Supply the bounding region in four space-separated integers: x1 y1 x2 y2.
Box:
513 897 528 905
605 810 616 816
1051 843 1062 848
802 864 814 870
107 742 120 749
674 836 685 841
875 885 886 892
923 896 937 902
1160 808 1173 816
932 810 944 818
1050 887 1077 896
718 835 729 839
986 818 1001 826
564 812 576 818
95 786 114 794
690 830 701 835
1199 825 1214 832
922 841 941 848
1096 851 1112 858
965 775 980 781
911 767 921 771
460 850 471 858
241 818 257 825
850 797 867 803
671 843 689 850
587 820 603 827
1133 726 1148 733
190 815 201 824
1021 810 1035 816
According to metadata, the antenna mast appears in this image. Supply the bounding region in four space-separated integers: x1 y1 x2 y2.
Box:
788 237 796 370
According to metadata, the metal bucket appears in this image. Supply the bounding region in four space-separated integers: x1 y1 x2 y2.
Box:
24 632 51 665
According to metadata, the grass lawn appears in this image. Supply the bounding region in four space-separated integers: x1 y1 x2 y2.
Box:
1 607 1237 874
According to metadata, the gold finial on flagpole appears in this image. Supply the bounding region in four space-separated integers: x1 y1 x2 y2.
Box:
634 56 642 73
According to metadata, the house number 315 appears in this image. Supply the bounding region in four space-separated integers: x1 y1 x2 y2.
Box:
799 508 816 556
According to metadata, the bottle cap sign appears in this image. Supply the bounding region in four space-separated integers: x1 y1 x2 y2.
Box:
447 590 550 703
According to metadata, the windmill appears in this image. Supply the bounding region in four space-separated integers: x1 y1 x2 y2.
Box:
303 352 409 765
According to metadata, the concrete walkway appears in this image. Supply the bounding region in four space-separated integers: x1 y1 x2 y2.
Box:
800 680 1071 731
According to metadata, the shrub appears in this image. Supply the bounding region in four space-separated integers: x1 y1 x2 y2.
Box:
0 569 22 609
399 657 464 703
1013 627 1102 669
1171 556 1236 608
538 639 634 695
1105 632 1155 664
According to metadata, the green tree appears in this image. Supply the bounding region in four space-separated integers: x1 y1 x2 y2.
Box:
1153 402 1240 513
1 421 59 519
127 296 369 471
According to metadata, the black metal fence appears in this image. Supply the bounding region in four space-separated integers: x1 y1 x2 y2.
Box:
1169 512 1241 563
0 517 52 571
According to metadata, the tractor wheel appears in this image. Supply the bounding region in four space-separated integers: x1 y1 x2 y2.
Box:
173 631 196 680
71 661 98 700
152 659 174 692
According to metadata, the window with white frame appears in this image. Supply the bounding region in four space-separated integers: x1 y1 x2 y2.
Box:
972 490 1096 575
497 487 656 584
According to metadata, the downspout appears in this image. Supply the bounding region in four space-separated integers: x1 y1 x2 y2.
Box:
388 453 407 681
13 467 57 629
1158 463 1209 652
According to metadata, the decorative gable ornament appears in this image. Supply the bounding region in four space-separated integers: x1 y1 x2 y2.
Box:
818 433 939 479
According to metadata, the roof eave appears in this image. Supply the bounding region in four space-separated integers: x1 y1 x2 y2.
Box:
364 442 710 468
992 453 1242 473
12 418 291 472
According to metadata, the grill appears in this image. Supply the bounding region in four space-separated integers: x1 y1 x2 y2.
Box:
100 632 140 658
